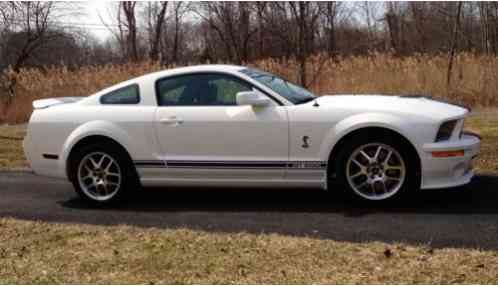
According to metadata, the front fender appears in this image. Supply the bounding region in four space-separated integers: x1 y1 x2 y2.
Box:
318 112 420 161
58 120 134 175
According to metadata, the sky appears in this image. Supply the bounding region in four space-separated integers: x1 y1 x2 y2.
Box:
69 1 380 42
73 1 114 41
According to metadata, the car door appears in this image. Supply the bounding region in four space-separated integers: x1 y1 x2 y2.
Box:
153 72 289 181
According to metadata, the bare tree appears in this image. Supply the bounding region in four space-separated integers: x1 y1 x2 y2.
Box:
196 2 234 62
0 2 18 32
98 3 124 58
121 1 139 61
0 2 18 63
447 2 463 88
0 2 80 105
5 0 498 81
146 1 168 61
196 2 257 64
261 2 295 59
254 2 267 58
8 2 58 72
288 1 322 86
170 2 190 64
322 2 340 56
385 2 401 54
478 2 498 55
410 2 427 53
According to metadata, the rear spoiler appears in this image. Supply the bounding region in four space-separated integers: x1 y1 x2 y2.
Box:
32 97 85 109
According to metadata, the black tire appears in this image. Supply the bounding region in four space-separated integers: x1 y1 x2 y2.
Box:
68 141 140 206
330 131 420 203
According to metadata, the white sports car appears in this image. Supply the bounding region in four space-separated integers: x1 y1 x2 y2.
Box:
23 65 480 205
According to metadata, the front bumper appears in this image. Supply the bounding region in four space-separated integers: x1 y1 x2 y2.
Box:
420 134 480 189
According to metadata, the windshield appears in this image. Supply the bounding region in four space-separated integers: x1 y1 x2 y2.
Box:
240 68 316 104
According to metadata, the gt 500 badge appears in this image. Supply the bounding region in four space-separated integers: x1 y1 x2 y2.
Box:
288 161 324 169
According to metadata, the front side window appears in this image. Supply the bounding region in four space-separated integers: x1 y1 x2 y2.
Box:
156 73 252 106
240 68 316 104
100 84 140 104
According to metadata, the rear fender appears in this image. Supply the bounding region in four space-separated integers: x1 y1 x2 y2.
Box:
59 120 134 175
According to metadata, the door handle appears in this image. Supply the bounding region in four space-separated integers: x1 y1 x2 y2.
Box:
160 116 184 125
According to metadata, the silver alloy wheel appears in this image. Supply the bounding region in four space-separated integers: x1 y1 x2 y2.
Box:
346 143 406 201
77 151 122 201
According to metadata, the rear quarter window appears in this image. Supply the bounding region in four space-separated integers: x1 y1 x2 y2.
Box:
100 84 140 104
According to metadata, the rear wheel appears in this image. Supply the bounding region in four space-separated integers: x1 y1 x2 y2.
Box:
69 142 139 205
332 132 419 202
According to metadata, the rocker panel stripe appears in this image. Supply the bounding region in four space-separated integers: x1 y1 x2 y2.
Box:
134 160 327 170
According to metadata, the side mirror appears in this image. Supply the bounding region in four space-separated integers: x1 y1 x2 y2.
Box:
236 91 270 107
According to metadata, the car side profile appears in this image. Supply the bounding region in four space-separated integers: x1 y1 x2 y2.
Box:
23 65 480 205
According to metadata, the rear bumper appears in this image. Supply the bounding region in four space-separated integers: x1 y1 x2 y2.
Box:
23 135 67 180
420 134 480 189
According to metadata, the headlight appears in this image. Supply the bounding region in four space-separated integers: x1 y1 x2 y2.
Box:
435 120 458 142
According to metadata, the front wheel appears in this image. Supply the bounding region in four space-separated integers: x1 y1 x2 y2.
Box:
333 133 418 202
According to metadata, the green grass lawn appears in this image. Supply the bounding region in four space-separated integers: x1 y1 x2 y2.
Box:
0 110 497 283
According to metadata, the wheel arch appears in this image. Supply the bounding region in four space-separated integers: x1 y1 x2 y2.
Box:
65 135 137 181
318 112 421 162
61 120 136 180
326 126 421 187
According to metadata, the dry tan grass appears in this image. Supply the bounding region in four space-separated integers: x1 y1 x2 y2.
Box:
0 62 165 123
254 53 498 106
0 124 27 170
466 110 498 173
2 53 498 123
1 218 498 284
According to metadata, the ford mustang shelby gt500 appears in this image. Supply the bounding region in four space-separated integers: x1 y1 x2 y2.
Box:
23 65 480 205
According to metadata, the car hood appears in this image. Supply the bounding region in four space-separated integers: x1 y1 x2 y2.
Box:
315 95 468 121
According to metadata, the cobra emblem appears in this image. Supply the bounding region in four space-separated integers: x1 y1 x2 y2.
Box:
302 136 310 148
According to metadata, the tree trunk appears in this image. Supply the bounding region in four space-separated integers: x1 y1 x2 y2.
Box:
290 2 307 87
172 12 179 63
326 2 337 57
256 3 266 58
149 2 168 62
385 12 399 54
122 2 138 62
239 2 250 63
447 2 463 88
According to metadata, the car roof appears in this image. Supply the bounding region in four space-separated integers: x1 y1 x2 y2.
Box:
80 64 251 103
142 64 247 81
78 63 293 106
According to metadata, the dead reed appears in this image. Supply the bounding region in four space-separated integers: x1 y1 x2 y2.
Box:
1 53 497 123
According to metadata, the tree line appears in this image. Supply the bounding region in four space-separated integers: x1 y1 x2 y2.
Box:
1 2 498 86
